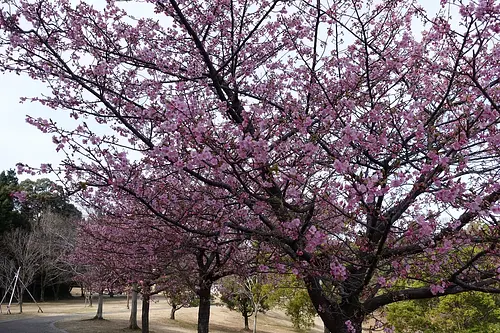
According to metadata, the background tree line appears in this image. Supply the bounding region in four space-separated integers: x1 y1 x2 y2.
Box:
0 169 81 306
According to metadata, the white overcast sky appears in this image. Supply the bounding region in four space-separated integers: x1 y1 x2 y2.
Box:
0 0 158 179
0 0 442 179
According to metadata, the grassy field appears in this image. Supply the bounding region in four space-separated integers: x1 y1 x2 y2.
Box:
0 295 325 333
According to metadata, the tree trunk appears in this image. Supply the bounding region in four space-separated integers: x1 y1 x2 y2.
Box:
141 293 150 333
170 305 177 320
128 288 139 329
244 313 250 330
39 271 44 302
197 281 212 333
32 283 36 303
18 286 24 314
304 275 364 333
252 306 258 333
40 284 45 302
55 284 60 301
51 284 57 300
317 308 364 333
94 290 104 320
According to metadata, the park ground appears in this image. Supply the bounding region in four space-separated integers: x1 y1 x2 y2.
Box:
0 294 326 333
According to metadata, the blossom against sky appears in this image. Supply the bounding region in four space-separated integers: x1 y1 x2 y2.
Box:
0 0 442 177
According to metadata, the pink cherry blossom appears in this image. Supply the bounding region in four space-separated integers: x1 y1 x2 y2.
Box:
1 1 499 332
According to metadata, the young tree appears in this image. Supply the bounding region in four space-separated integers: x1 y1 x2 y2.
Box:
1 1 500 332
163 285 198 320
219 274 274 331
0 228 42 313
219 278 255 331
270 274 318 332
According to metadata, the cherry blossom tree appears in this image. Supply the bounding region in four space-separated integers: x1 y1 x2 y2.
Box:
74 198 247 333
1 0 500 332
74 212 173 331
72 260 117 320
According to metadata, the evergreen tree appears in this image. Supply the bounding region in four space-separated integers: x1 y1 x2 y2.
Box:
0 170 27 233
19 178 81 222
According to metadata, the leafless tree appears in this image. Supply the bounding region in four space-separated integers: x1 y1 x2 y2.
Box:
35 210 78 301
0 228 42 313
